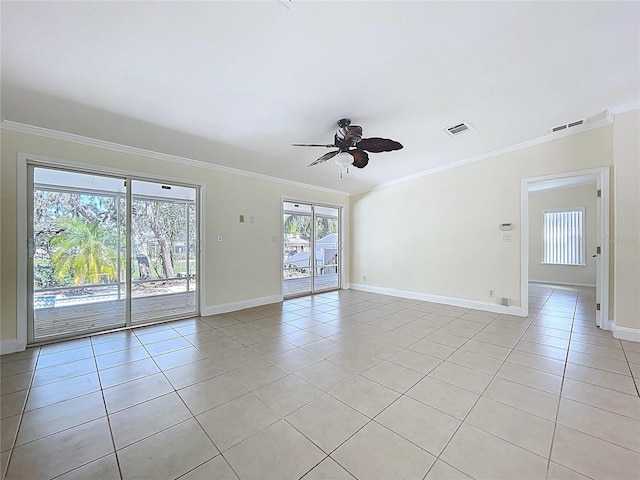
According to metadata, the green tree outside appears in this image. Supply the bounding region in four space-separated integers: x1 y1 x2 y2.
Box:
50 217 118 285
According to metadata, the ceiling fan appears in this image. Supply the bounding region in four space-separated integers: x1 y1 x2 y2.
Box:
293 118 403 170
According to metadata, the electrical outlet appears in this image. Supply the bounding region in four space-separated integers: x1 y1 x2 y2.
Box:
489 290 495 298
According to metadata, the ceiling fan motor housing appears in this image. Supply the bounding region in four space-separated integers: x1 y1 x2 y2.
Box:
336 121 362 148
294 118 402 169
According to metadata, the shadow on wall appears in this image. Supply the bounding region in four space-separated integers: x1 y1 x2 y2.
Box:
1 84 273 168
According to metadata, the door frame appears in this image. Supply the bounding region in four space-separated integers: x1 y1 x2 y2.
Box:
281 197 345 298
520 167 610 329
17 153 206 347
128 179 200 327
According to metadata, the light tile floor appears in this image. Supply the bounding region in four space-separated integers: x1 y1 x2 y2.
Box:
2 284 639 479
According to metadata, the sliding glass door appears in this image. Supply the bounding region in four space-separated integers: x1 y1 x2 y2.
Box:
314 206 340 291
130 180 198 325
282 201 341 297
283 202 313 296
30 168 127 341
28 165 199 344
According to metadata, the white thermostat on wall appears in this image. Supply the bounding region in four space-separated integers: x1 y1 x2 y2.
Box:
499 223 514 231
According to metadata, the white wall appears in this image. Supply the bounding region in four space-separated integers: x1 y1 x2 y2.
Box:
613 110 640 337
0 129 349 349
3 112 638 348
350 125 614 313
528 184 597 286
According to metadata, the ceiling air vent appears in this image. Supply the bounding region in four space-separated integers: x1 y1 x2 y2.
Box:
551 118 585 133
444 122 473 136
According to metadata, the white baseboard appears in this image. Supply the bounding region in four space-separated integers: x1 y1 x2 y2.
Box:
349 283 527 317
202 295 283 316
0 339 27 355
530 280 597 288
612 324 640 342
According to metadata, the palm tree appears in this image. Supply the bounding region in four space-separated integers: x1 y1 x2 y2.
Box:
50 217 118 285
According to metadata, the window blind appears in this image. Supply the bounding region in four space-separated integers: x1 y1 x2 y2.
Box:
542 209 585 265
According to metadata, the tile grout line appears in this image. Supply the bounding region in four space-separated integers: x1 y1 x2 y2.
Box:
113 323 226 477
543 286 576 480
425 309 528 479
277 302 446 478
329 303 537 478
386 301 563 468
619 342 640 397
1 347 40 480
159 321 270 480
90 338 125 480
202 301 349 479
4 286 630 480
13 341 124 479
540 286 622 479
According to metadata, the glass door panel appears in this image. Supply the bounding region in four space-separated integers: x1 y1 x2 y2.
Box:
30 167 127 342
283 202 341 297
130 180 198 324
29 167 201 344
314 206 339 292
283 202 313 297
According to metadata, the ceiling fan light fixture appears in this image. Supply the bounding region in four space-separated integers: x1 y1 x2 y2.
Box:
335 152 351 178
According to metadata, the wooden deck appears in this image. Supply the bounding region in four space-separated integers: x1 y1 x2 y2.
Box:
34 291 197 341
32 275 339 341
283 273 339 297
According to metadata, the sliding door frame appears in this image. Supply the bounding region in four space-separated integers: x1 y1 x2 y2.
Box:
282 197 345 298
27 165 129 343
17 153 206 347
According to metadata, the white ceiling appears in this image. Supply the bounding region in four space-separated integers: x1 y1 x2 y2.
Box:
2 1 638 194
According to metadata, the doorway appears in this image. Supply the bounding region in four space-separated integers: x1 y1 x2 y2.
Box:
282 201 341 297
27 164 200 344
521 167 610 330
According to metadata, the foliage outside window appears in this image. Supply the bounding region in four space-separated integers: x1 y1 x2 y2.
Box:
33 188 196 291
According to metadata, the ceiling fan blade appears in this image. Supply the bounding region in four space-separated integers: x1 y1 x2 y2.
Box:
343 125 363 144
357 137 403 153
350 150 369 169
292 143 337 148
308 150 341 167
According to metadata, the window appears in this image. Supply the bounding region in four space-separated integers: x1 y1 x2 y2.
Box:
542 208 585 265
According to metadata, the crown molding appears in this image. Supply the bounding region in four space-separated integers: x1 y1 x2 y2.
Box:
3 105 632 198
356 110 617 195
0 120 350 197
